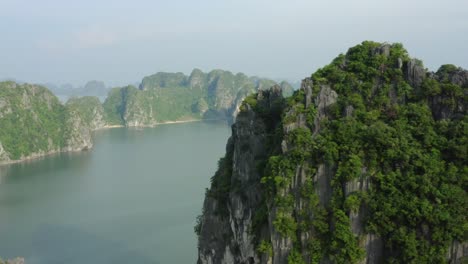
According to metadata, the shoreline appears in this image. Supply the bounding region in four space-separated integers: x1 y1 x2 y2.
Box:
98 118 224 129
127 118 224 127
99 124 125 129
0 119 227 166
0 147 86 166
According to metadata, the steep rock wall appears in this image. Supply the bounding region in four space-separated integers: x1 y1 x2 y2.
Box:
197 42 467 264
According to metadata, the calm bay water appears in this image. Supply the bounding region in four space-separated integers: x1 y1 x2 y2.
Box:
0 121 230 264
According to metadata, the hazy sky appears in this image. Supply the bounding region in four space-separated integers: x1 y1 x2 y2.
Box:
1 0 467 86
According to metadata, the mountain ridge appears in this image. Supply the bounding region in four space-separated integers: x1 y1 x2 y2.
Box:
0 69 294 164
103 68 294 126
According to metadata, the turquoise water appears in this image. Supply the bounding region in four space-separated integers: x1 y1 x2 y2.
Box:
0 122 230 264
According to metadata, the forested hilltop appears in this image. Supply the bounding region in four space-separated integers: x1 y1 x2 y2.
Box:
0 69 293 164
0 82 99 164
196 41 467 264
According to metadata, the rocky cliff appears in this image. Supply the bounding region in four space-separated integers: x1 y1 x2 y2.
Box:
197 42 467 264
0 82 107 164
104 69 294 126
66 96 106 131
62 96 108 152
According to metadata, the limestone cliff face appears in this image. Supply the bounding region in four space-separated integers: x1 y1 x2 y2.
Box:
122 87 158 127
197 87 284 264
197 83 345 264
197 42 467 264
62 108 93 152
65 96 107 130
198 82 467 264
62 96 110 152
430 66 467 120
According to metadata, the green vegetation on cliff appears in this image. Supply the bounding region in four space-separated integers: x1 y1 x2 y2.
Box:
66 96 105 130
103 69 295 126
140 86 205 122
278 42 465 263
303 41 466 263
0 82 67 159
0 82 105 162
198 41 467 264
103 87 129 125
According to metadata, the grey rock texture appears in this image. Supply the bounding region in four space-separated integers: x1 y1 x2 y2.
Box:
428 91 467 120
447 241 468 264
428 67 468 120
437 67 468 88
198 87 284 264
198 82 349 264
372 43 390 57
313 84 338 134
62 110 93 152
403 58 426 90
65 96 107 130
123 94 157 127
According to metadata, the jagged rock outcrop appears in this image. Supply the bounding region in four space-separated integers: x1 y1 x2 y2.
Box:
197 87 285 264
197 82 343 264
425 65 468 120
197 42 467 264
61 97 109 151
436 66 468 87
313 84 338 134
403 58 426 90
447 241 468 264
62 109 93 152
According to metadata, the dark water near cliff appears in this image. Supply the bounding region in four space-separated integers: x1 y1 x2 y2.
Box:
0 121 230 264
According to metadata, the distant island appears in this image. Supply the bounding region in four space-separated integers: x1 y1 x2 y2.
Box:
0 69 293 164
43 80 110 102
